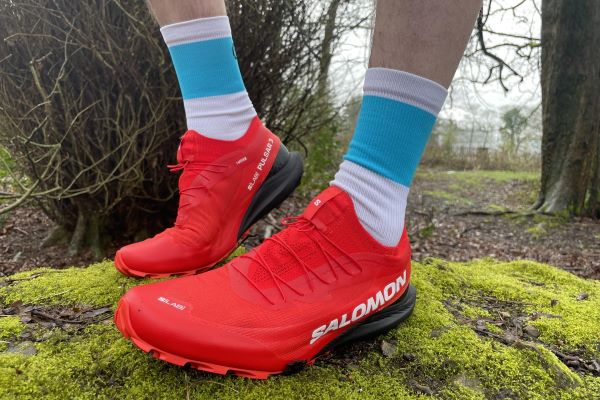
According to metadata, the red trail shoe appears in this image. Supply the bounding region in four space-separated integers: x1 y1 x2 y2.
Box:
114 186 416 378
114 117 303 278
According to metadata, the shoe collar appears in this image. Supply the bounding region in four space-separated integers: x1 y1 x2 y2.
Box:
300 186 350 230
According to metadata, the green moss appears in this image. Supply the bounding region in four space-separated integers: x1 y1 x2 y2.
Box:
527 224 548 238
1 257 599 399
484 322 503 335
423 190 473 205
507 211 571 234
0 316 25 351
417 170 539 185
0 247 246 307
532 213 570 228
418 224 435 238
489 204 510 212
457 304 491 319
454 170 539 183
0 264 135 306
0 146 14 179
0 316 24 340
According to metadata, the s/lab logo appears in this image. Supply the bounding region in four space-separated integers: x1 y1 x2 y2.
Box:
157 296 186 311
247 138 274 190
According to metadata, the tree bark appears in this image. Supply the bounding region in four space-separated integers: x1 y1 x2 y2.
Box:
535 0 600 216
316 0 343 97
68 209 88 257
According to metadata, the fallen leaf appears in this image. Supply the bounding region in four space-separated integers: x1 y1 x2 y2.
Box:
380 340 397 357
524 325 540 338
81 307 112 319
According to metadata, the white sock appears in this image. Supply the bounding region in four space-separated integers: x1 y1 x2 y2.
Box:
160 17 256 140
333 161 410 246
332 68 447 246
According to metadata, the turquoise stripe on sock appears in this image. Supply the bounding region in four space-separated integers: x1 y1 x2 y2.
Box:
168 37 245 99
344 95 436 187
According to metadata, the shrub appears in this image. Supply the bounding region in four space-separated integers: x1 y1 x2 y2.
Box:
0 0 345 256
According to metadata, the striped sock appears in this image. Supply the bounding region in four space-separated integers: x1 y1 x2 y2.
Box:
332 68 447 246
160 16 256 140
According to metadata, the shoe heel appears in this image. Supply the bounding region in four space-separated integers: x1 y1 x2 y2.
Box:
238 144 304 239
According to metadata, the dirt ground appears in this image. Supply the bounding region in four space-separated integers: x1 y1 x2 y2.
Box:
0 207 100 276
1 169 599 279
249 170 600 280
406 170 600 279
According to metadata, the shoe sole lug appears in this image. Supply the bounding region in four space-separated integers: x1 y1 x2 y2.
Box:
114 284 416 379
114 299 274 379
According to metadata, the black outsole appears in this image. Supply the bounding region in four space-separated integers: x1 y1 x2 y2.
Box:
318 284 417 355
237 144 304 239
282 285 417 374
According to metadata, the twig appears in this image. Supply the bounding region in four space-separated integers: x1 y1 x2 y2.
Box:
0 180 40 215
31 309 87 325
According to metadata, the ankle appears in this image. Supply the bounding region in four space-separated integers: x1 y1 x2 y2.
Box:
331 161 408 247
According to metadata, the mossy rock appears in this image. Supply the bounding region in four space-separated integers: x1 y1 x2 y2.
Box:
1 256 599 399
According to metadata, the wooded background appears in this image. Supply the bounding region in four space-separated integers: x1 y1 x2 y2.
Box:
0 0 598 259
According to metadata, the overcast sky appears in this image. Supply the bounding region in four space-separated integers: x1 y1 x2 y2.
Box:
331 0 542 126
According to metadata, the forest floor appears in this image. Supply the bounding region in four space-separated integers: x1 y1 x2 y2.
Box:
1 168 599 279
1 258 599 399
1 169 600 399
252 169 600 280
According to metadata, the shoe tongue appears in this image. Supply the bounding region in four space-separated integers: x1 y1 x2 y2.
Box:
176 131 201 163
175 130 226 194
301 186 346 220
177 130 233 164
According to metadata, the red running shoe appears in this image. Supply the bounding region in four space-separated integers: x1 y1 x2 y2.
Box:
114 186 416 378
114 117 303 278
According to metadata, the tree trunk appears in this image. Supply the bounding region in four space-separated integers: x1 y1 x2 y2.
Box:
535 0 600 216
316 0 343 97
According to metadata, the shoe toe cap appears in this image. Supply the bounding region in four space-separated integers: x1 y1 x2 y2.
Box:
115 236 210 276
115 279 288 373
